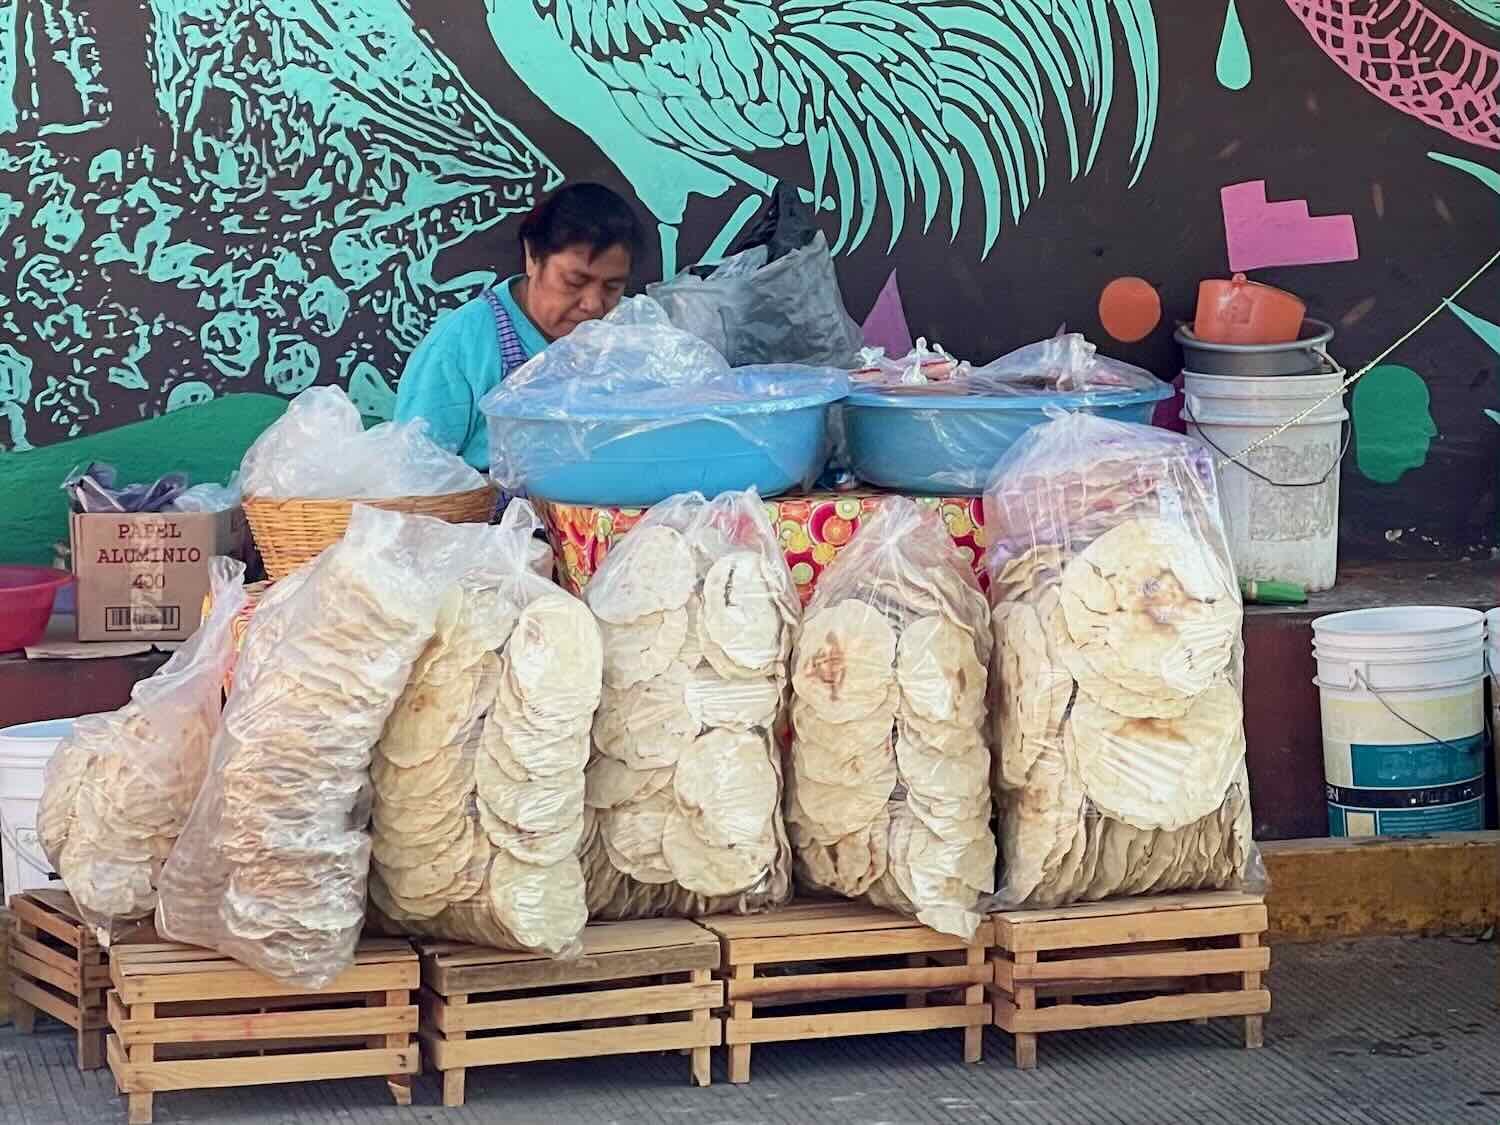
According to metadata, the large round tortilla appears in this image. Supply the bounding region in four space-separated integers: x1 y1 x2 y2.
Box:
701 552 784 674
505 594 603 722
1069 677 1245 831
793 601 897 723
785 757 895 839
672 729 778 848
485 851 587 956
587 525 697 624
585 757 672 810
601 610 690 689
896 616 985 724
479 772 585 834
683 669 781 730
662 806 775 895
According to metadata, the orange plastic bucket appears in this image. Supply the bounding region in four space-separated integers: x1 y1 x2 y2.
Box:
1193 274 1306 345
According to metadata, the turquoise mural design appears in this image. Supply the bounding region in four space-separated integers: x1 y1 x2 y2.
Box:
2 0 1161 451
492 0 1161 275
2 0 559 450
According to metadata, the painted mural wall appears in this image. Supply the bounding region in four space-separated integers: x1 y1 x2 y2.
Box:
2 0 1500 565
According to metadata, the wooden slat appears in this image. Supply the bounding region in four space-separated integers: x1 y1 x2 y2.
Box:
993 905 1267 954
991 892 1263 926
992 989 1271 1034
729 963 984 1000
83 962 112 989
109 991 417 1046
10 978 81 1029
108 1036 417 1093
114 961 417 1004
422 920 715 968
994 947 1271 990
12 933 80 980
10 897 84 949
725 1004 988 1045
726 927 984 966
12 948 80 995
428 944 715 996
703 904 922 939
423 1018 719 1069
431 981 720 1033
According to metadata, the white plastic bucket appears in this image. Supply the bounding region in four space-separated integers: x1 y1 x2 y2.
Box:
1312 607 1487 837
1182 369 1347 591
0 717 75 894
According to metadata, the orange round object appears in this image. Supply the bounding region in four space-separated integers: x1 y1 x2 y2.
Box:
1098 276 1163 343
1193 274 1306 345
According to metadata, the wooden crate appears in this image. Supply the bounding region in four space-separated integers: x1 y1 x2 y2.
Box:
988 891 1271 1069
419 919 722 1107
106 938 420 1125
7 890 117 1068
701 902 993 1084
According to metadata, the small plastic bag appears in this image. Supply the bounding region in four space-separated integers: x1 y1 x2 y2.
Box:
786 498 995 940
580 488 798 920
965 334 1160 396
36 558 247 946
169 473 241 513
240 385 484 499
367 501 599 958
481 296 849 497
156 506 502 988
851 340 962 386
649 232 864 369
982 412 1261 909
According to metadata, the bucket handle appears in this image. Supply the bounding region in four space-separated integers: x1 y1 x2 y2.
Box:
1351 667 1477 757
0 816 59 879
1182 402 1350 488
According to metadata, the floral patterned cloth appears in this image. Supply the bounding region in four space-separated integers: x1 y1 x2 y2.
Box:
535 491 989 605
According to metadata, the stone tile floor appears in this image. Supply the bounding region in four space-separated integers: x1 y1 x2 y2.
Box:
2 936 1495 1125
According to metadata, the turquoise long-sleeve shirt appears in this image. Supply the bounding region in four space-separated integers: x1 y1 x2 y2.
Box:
394 277 547 469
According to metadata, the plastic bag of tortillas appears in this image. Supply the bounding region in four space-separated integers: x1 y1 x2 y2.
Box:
366 501 599 958
581 489 798 919
982 411 1261 909
786 497 995 940
156 506 499 988
36 559 246 946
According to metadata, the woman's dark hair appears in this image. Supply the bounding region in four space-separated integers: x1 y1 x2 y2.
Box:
518 183 644 264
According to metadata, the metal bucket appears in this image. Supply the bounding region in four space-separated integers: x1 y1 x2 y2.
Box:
1175 318 1335 377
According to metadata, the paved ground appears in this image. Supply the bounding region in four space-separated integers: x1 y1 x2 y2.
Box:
2 936 1496 1125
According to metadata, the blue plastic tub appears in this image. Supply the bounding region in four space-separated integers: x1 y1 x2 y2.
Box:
492 393 844 507
841 384 1173 496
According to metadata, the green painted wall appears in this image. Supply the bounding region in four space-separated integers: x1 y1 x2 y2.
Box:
0 394 286 566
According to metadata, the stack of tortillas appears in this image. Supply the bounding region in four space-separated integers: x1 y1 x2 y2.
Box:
580 491 797 920
368 575 599 956
786 498 995 940
37 559 245 943
985 414 1256 908
157 507 495 988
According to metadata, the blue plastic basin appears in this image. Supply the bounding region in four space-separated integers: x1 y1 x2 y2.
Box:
494 395 842 507
841 384 1172 496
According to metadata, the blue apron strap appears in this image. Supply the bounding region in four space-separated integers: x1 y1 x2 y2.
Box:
480 287 532 520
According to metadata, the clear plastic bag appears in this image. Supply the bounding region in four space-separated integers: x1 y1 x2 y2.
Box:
786 498 994 940
851 340 962 386
982 412 1262 909
241 385 484 499
156 506 501 988
965 334 1160 396
169 473 241 513
36 559 247 946
648 232 864 369
367 501 599 958
580 488 798 920
481 296 850 497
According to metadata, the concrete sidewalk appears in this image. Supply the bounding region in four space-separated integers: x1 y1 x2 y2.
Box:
2 936 1495 1125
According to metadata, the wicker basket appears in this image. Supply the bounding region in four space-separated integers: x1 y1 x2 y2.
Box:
243 486 496 579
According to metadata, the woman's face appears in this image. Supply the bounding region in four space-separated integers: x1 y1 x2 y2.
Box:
522 242 632 340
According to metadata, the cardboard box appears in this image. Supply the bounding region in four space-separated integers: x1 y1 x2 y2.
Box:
534 492 990 605
70 509 247 642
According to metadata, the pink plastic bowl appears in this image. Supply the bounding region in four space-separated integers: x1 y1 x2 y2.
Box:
0 567 73 651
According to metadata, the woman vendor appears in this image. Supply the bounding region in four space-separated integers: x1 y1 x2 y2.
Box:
395 183 644 468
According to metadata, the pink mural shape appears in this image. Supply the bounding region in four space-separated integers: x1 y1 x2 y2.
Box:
1221 180 1360 272
862 269 914 357
1285 0 1500 150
